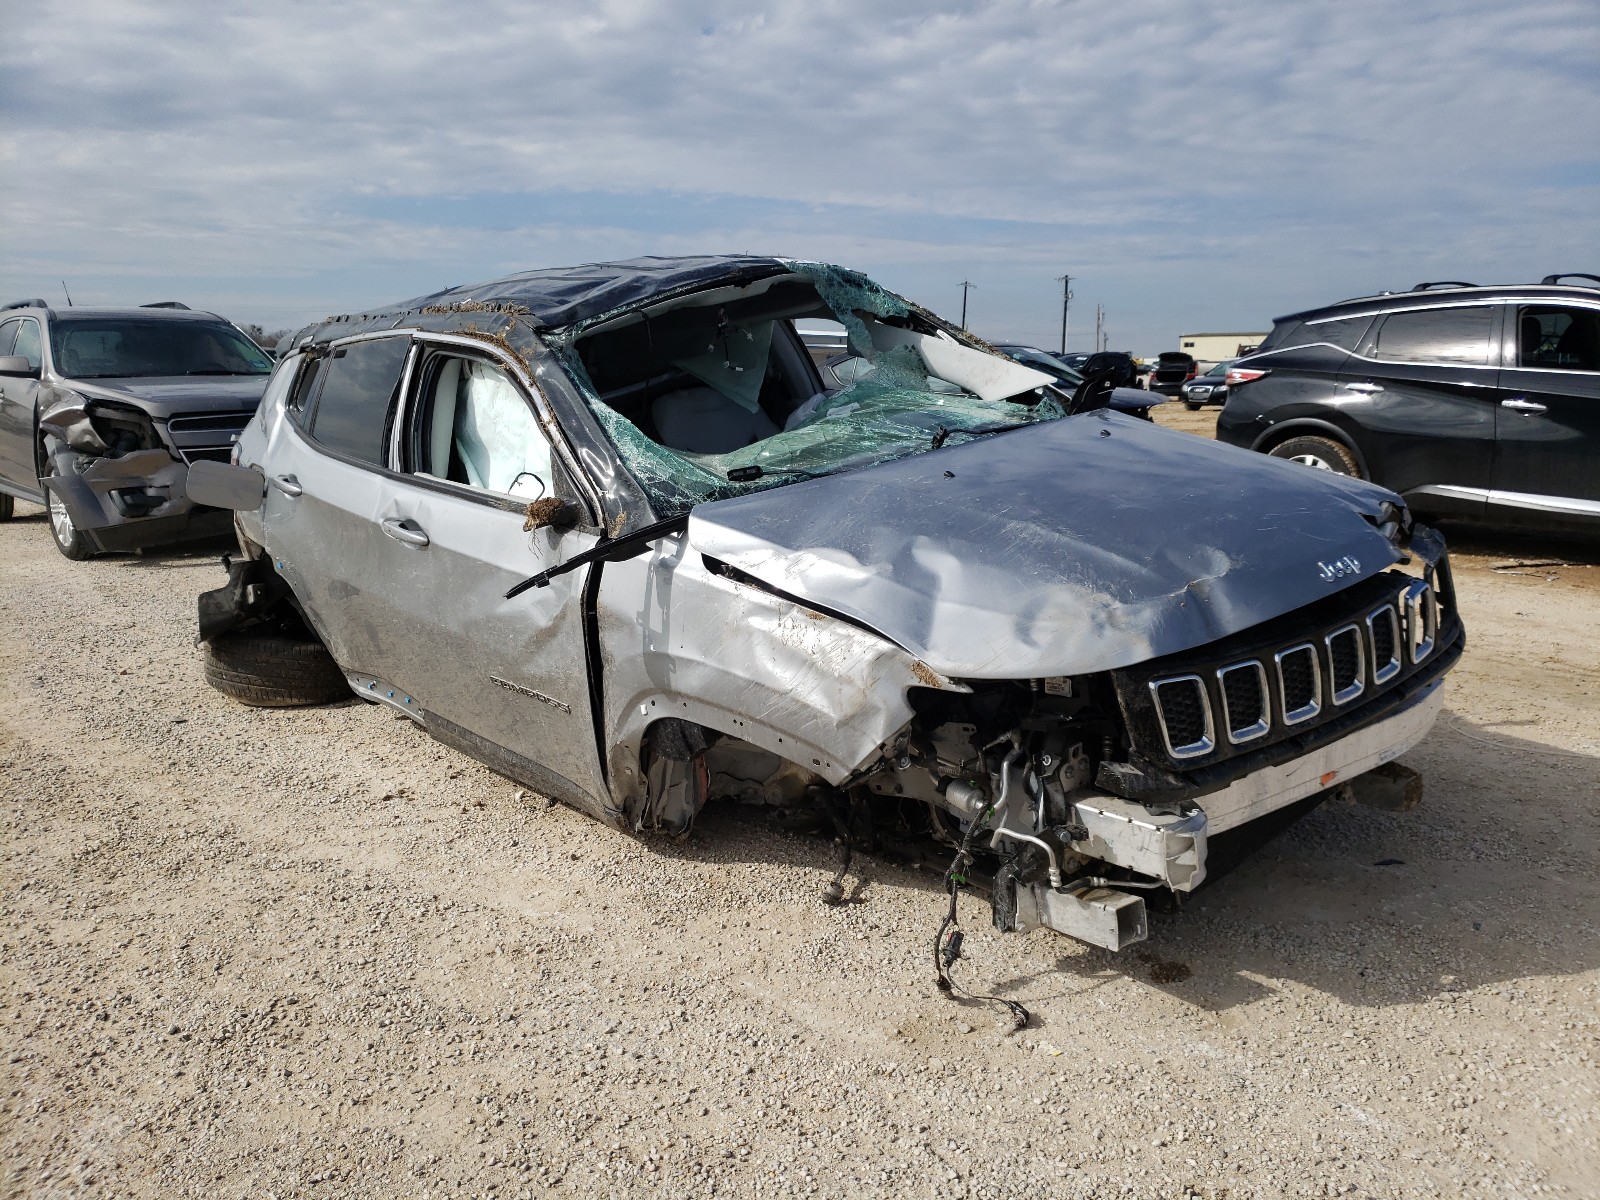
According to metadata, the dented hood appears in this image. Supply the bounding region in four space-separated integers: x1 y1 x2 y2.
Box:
66 375 270 420
687 411 1406 678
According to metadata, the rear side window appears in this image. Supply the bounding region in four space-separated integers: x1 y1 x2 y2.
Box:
1368 307 1495 365
1517 305 1600 372
305 337 411 466
1279 314 1370 353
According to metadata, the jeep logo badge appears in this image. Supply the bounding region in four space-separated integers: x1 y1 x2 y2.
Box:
1317 555 1360 582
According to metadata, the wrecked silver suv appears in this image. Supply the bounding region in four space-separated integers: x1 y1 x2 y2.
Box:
191 256 1463 953
0 300 274 556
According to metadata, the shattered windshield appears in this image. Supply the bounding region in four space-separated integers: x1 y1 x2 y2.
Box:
552 261 1067 516
50 320 273 379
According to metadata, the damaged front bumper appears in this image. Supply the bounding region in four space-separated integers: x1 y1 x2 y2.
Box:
1003 676 1446 948
43 450 233 552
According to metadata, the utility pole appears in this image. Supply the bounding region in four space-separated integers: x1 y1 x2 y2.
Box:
1055 274 1073 355
1094 304 1104 353
958 281 976 330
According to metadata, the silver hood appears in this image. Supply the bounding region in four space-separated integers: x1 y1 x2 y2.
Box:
687 411 1406 678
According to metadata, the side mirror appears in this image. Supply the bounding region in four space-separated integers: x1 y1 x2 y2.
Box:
0 355 39 378
186 459 266 510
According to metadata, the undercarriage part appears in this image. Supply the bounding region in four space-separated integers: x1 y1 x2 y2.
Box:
1348 761 1424 811
1069 797 1207 891
638 719 716 834
197 553 295 643
1014 885 1148 951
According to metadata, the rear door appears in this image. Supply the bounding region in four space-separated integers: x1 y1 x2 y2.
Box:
1492 302 1600 519
1338 303 1502 514
259 334 415 673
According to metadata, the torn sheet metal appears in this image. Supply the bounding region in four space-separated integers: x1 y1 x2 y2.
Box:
399 256 789 330
596 534 943 816
688 411 1406 678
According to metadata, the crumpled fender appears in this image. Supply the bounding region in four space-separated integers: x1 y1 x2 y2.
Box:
596 537 957 823
37 394 108 455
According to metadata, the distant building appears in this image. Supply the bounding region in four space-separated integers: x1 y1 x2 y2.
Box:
1178 332 1268 364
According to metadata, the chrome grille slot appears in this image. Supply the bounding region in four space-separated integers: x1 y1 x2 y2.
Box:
1401 580 1437 663
1150 675 1214 759
1325 624 1365 705
1121 568 1455 768
1217 661 1270 744
1368 604 1401 684
1274 643 1322 724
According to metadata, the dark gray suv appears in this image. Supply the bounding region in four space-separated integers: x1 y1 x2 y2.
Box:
1217 275 1600 534
0 300 274 556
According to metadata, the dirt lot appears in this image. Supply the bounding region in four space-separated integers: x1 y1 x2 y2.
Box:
3 411 1598 1199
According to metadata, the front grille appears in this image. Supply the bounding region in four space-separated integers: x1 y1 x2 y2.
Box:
168 411 255 434
167 410 253 469
1150 676 1212 758
1368 604 1401 684
1326 624 1364 704
1275 644 1321 723
1218 661 1269 743
1124 571 1449 768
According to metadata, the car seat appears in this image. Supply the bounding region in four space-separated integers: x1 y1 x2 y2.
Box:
652 386 779 454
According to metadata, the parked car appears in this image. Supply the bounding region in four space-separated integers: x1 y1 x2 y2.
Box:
188 255 1462 953
1217 275 1600 533
1147 351 1198 396
990 343 1167 419
1180 359 1236 410
0 300 274 556
1056 350 1139 389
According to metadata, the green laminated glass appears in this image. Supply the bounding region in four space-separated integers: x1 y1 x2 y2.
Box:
552 262 1067 517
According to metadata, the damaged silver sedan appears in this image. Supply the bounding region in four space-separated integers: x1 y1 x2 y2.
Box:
191 256 1463 957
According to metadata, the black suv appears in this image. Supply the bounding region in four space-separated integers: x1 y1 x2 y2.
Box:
1217 275 1600 533
0 300 274 556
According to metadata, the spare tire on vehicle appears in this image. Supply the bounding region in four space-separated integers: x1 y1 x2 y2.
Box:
203 630 349 707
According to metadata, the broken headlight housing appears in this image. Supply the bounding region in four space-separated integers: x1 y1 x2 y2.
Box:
85 399 161 456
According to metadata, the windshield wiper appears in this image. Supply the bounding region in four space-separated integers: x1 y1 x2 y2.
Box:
724 463 826 483
185 369 267 376
505 514 690 598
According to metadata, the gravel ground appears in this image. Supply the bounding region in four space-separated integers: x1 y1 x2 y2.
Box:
3 418 1598 1199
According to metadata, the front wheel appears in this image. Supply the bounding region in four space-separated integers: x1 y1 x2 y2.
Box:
44 483 93 559
1267 434 1362 477
1184 401 1201 411
0 492 14 521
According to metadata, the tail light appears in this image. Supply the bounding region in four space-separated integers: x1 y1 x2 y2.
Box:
1225 367 1269 386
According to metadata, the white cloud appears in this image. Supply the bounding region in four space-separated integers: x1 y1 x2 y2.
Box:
2 0 1595 345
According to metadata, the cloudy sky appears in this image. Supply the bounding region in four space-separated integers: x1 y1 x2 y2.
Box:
3 0 1595 351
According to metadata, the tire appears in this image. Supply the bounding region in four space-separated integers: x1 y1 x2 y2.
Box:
1184 402 1201 411
1267 434 1363 478
0 492 13 521
43 483 93 559
203 630 350 707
